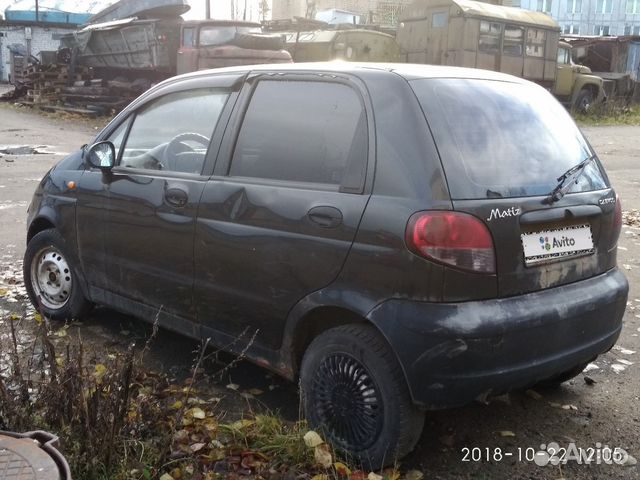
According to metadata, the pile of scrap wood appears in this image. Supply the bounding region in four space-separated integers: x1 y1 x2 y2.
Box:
10 63 146 116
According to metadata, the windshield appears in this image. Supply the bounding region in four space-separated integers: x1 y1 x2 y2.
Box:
410 78 608 199
199 26 262 46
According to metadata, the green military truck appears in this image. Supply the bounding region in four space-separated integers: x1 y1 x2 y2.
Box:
396 0 604 111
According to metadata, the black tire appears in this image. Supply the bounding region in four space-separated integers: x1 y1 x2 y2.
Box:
574 89 594 113
23 229 92 320
300 324 425 469
535 362 589 389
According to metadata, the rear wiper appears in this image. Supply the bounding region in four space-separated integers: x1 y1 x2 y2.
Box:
545 154 597 204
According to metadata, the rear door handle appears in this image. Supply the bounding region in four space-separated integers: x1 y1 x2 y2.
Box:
307 206 343 228
165 187 188 207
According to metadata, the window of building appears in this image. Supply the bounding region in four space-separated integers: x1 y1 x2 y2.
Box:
503 25 524 56
525 28 546 57
624 24 631 34
536 0 552 12
567 0 582 13
627 0 640 13
635 25 640 34
432 12 448 28
563 24 580 34
596 0 613 13
230 81 367 188
479 21 502 54
593 25 610 35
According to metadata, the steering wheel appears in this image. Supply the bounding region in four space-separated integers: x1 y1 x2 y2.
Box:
163 132 210 170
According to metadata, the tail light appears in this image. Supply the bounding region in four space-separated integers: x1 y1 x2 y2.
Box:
612 194 622 244
406 211 496 274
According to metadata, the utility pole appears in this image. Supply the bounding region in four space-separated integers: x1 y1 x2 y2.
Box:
35 0 39 22
205 0 210 19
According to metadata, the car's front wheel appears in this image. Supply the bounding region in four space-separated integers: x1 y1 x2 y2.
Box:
24 229 92 320
300 324 425 469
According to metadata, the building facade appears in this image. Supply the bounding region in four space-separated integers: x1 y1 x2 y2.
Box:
272 0 414 25
518 0 640 35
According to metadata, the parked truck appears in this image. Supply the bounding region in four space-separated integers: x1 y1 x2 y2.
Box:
60 17 292 82
396 0 605 110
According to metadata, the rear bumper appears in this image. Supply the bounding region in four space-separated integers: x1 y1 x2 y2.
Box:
367 268 628 409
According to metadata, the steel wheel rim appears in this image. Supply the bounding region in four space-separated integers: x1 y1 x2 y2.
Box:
312 354 383 450
30 246 72 310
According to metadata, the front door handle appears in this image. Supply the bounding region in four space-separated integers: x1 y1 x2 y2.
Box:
307 206 343 228
165 187 188 207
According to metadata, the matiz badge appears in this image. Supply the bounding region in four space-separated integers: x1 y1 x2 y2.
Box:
487 207 521 222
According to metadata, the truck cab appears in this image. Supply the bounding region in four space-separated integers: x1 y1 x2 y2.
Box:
177 20 292 74
552 41 605 112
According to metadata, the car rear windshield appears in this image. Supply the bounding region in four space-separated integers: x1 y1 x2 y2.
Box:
410 78 608 200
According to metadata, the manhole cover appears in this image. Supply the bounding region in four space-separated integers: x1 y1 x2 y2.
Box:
0 432 69 480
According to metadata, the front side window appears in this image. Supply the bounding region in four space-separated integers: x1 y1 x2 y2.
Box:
230 80 367 188
557 47 570 64
182 27 196 47
525 28 546 57
119 89 229 174
410 79 607 200
503 25 524 56
479 21 502 54
199 25 261 46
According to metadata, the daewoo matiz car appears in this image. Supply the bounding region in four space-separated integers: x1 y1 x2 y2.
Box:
25 63 628 467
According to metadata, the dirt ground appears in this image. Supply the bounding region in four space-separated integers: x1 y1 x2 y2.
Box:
0 101 638 479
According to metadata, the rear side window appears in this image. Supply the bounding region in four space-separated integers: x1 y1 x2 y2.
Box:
230 80 367 189
411 78 607 199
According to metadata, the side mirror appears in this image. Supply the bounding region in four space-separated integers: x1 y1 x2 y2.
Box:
86 141 116 170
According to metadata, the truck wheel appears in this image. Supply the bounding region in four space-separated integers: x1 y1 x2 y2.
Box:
574 89 594 113
24 229 92 320
300 324 425 469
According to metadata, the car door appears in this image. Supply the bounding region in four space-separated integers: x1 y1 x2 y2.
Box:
194 73 374 348
76 74 241 320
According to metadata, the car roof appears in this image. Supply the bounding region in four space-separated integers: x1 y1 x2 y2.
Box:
164 62 528 86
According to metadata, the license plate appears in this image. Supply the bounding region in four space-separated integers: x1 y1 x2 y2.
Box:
521 225 594 265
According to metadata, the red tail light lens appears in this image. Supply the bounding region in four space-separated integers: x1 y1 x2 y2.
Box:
406 211 496 274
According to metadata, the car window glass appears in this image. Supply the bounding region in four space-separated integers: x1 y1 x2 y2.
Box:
230 80 367 188
119 89 229 174
410 78 607 199
106 119 130 160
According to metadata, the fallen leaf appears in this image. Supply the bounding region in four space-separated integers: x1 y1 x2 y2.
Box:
403 471 424 480
171 400 184 410
314 444 333 468
190 443 205 452
93 364 107 383
248 388 264 396
499 430 516 437
226 383 240 391
561 404 578 411
159 474 173 480
617 359 634 366
187 407 206 419
311 475 330 480
304 431 324 448
622 454 637 466
350 472 367 480
367 473 383 480
334 462 351 477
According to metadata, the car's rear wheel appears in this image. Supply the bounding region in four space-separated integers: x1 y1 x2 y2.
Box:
24 229 92 320
300 324 424 469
